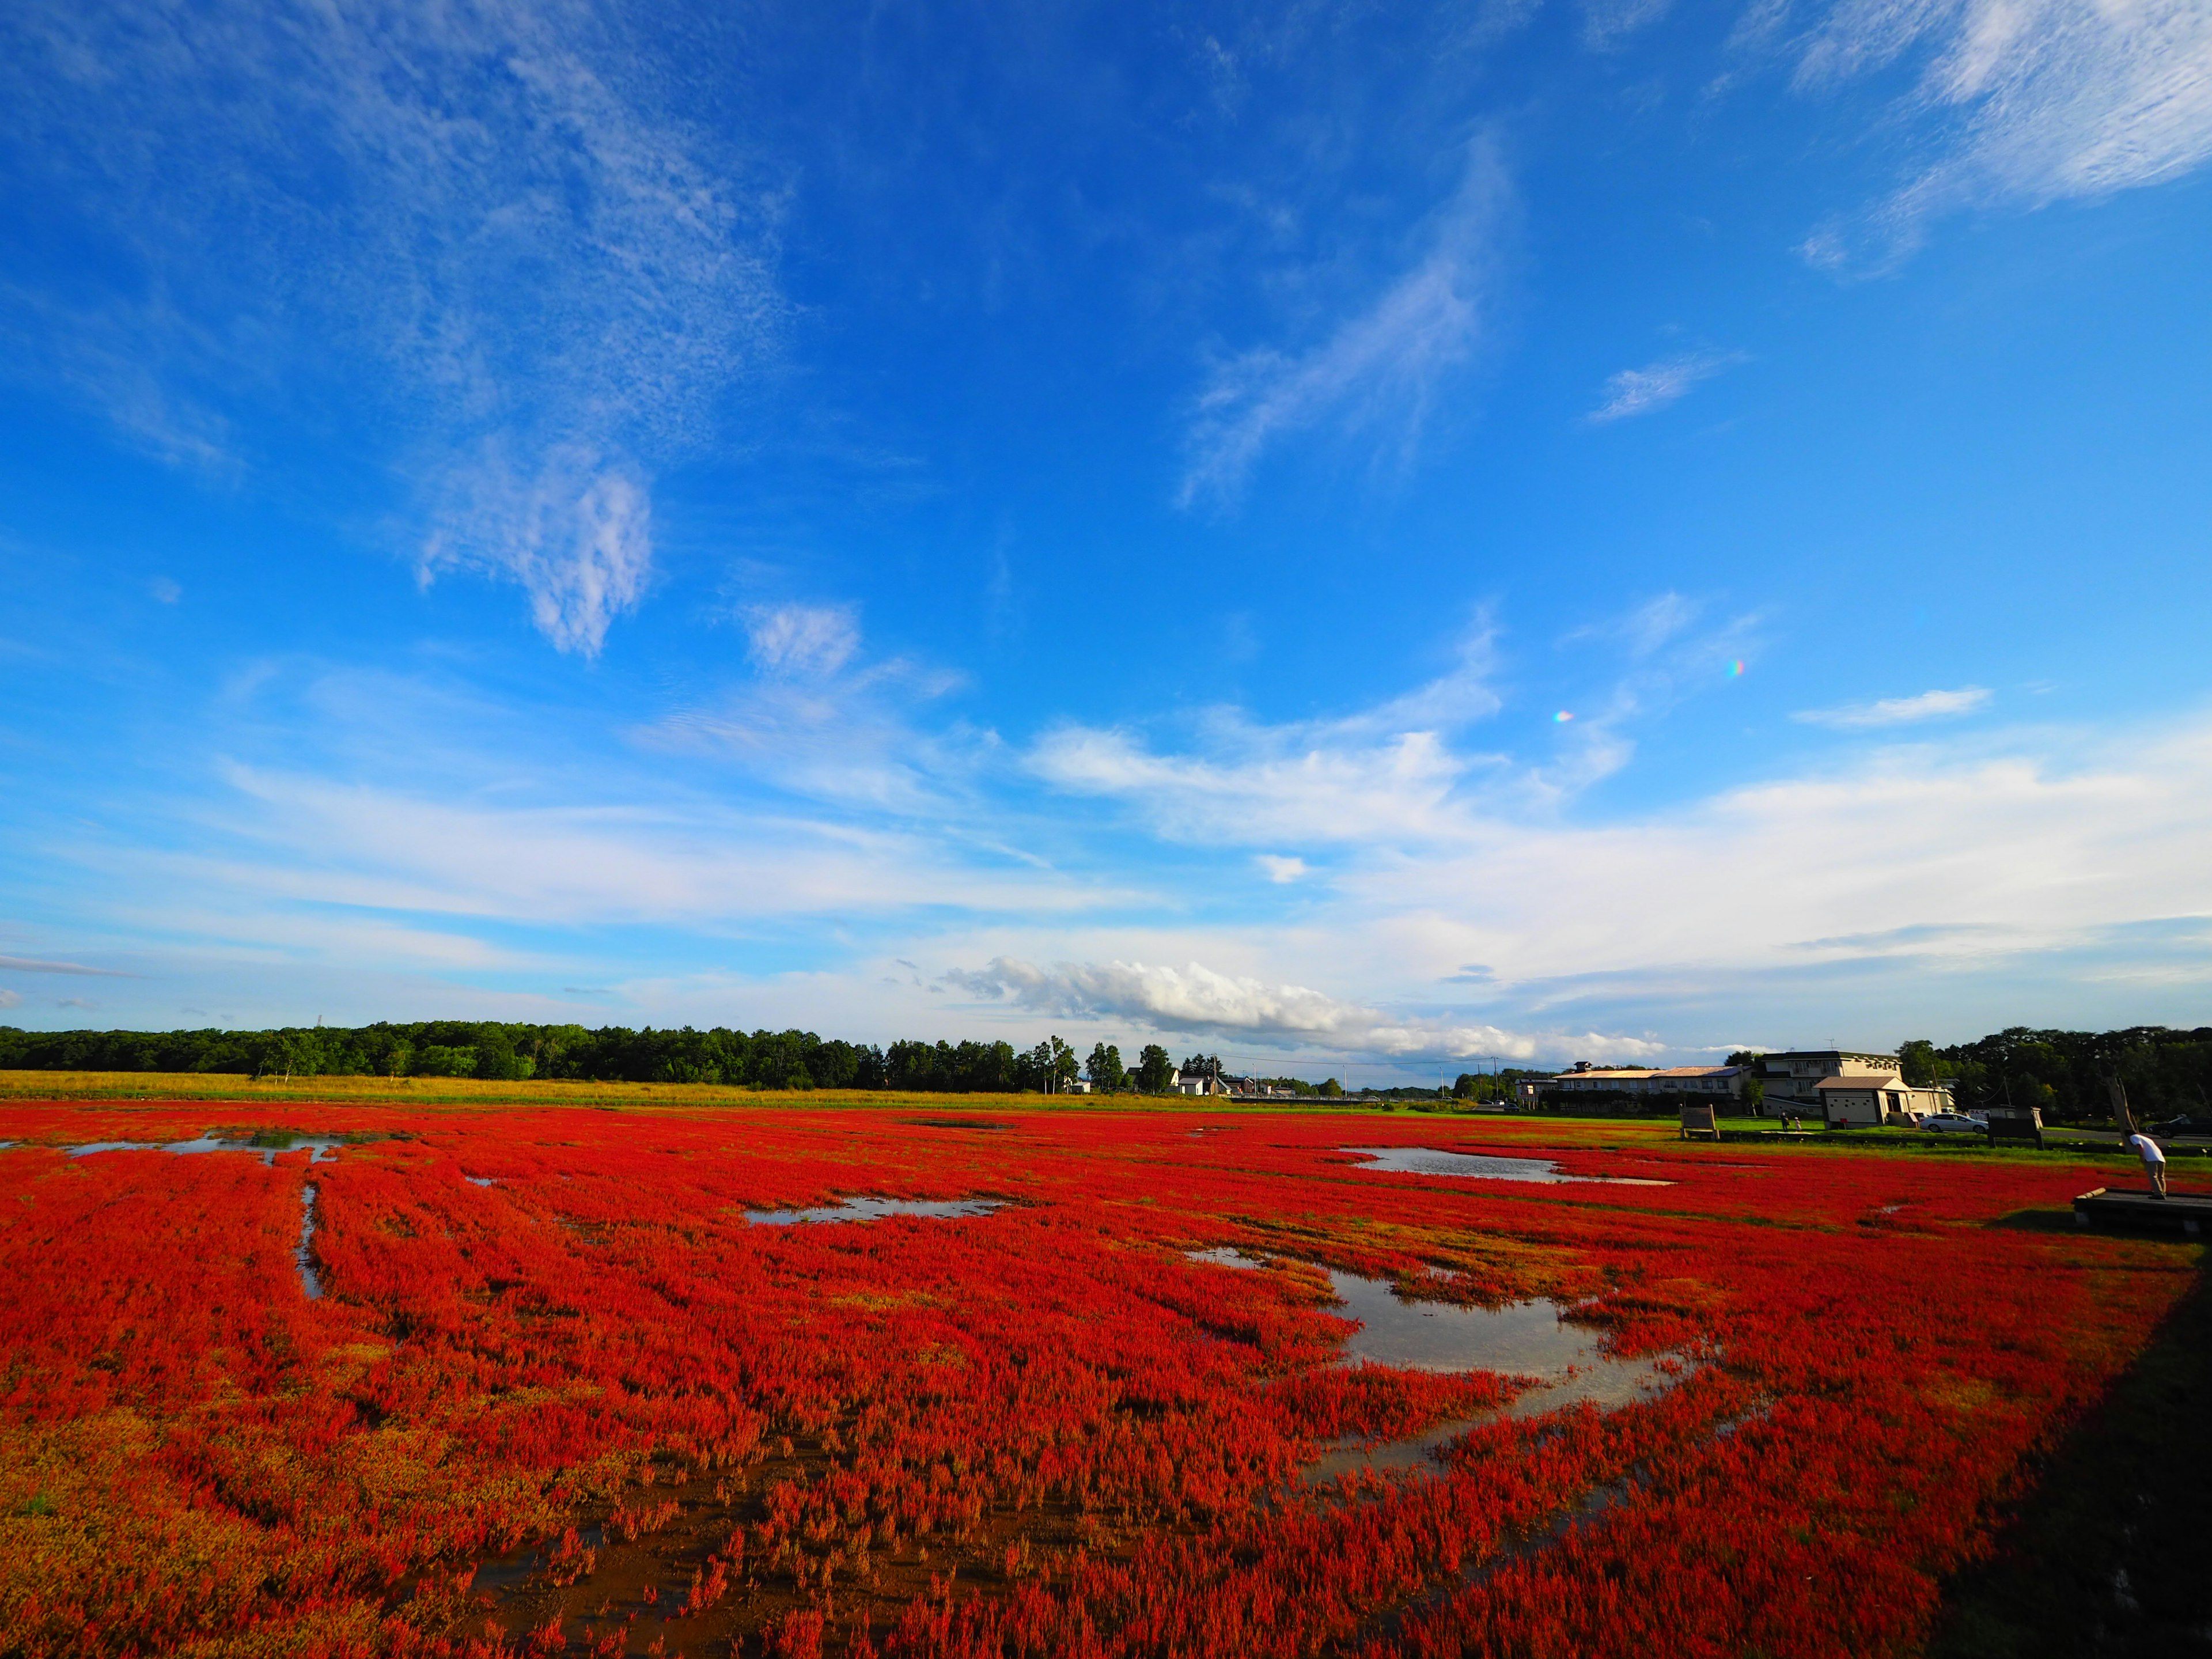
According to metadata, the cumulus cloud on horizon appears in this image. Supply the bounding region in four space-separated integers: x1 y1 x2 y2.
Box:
941 955 1665 1062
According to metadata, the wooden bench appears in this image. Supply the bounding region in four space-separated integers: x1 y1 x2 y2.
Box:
1679 1103 1720 1142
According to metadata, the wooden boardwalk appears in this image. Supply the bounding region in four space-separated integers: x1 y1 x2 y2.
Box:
2074 1187 2211 1236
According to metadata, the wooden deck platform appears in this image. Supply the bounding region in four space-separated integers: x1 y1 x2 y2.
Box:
2073 1187 2211 1236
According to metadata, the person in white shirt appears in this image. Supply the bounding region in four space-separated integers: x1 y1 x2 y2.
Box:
2126 1131 2168 1199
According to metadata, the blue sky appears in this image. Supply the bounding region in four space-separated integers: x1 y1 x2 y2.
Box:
3 0 2209 1079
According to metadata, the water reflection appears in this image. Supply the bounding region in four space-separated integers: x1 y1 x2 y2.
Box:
1188 1248 1681 1482
68 1134 356 1166
1340 1146 1671 1186
745 1196 1002 1226
296 1185 324 1300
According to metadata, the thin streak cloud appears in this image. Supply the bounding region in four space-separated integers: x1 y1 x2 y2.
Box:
0 955 130 977
1793 686 1993 729
1588 351 1744 423
1177 141 1511 508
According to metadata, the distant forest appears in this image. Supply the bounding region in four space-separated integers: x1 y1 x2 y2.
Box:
0 1020 2205 1113
0 1021 1310 1096
1894 1026 2212 1120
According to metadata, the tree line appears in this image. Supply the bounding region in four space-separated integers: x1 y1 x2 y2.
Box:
0 1022 1341 1096
5 1020 2199 1113
1897 1025 2212 1121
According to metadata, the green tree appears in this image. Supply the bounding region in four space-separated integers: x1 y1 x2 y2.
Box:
412 1044 478 1078
1134 1044 1176 1094
1893 1039 1946 1092
474 1027 533 1082
1085 1042 1126 1092
1317 1077 1343 1097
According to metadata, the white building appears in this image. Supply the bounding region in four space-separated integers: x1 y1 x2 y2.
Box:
1518 1062 1748 1103
1810 1075 1936 1126
1173 1069 1230 1097
1755 1051 1952 1126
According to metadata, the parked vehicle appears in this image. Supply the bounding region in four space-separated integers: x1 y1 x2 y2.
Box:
1915 1112 1987 1135
2147 1113 2212 1139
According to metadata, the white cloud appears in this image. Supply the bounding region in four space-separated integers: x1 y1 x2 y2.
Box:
170 762 1109 927
422 449 655 656
0 989 19 1009
941 955 1660 1060
1785 0 2212 264
1792 685 1992 729
1256 854 1309 883
1338 712 2212 995
1 0 783 654
646 613 976 817
745 604 862 678
1584 0 1674 52
1177 140 1510 507
1031 614 1503 846
1032 598 1753 840
148 577 182 605
1587 351 1744 423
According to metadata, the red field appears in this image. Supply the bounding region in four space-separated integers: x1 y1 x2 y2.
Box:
0 1103 2193 1658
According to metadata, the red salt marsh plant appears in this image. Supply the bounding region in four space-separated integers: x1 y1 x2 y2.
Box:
0 1103 2193 1657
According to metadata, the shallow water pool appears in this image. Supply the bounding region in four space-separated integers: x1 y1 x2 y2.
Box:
745 1196 1002 1226
1340 1146 1671 1185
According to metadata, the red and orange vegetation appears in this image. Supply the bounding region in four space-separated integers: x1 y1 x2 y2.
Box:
0 1103 2192 1657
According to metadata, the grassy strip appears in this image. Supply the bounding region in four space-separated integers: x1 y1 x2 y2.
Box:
0 1069 1375 1113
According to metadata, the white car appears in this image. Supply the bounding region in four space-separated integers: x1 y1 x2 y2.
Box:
1915 1112 1986 1135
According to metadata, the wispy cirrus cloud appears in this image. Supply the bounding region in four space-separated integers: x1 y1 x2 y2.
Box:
1793 685 1992 729
745 604 863 678
1177 140 1511 508
646 605 978 816
1582 0 1673 52
1030 597 1752 843
1587 350 1745 423
142 758 1107 933
0 0 783 654
1780 0 2212 268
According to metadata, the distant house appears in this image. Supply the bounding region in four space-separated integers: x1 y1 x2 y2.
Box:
1173 1069 1230 1097
1518 1062 1748 1104
1754 1051 1952 1126
1813 1075 1918 1126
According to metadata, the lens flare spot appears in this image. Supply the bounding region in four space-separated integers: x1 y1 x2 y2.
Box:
1554 710 1574 723
1728 659 1744 677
